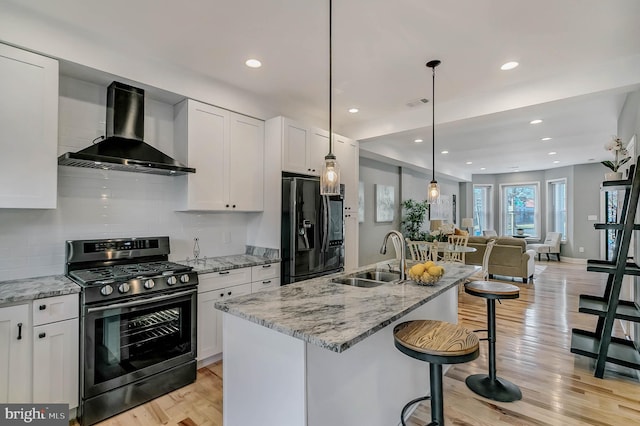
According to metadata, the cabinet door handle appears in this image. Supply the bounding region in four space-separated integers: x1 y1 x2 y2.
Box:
227 291 232 296
220 293 224 297
39 304 46 310
219 271 230 275
226 204 230 208
262 264 271 268
17 323 22 340
263 280 272 284
232 205 236 208
39 332 46 339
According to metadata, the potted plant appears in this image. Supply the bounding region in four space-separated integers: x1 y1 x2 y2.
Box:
602 137 631 181
401 199 429 241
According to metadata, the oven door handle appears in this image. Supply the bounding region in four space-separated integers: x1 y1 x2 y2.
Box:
86 288 197 313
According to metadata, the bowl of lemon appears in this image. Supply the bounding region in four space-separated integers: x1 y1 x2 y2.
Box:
406 260 445 285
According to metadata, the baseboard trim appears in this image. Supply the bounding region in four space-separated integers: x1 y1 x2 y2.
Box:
534 257 587 264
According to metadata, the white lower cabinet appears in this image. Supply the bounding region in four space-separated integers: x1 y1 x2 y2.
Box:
0 293 78 407
197 263 280 361
33 318 79 407
32 294 79 409
0 304 31 403
251 263 280 293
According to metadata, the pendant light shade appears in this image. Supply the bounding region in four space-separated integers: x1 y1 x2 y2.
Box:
320 153 340 194
427 180 440 203
320 0 340 195
426 59 441 203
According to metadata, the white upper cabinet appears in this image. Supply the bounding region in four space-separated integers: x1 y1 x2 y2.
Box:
228 113 265 211
175 99 264 211
282 118 310 174
281 118 328 176
0 43 58 209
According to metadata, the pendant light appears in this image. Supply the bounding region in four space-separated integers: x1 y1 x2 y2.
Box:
426 59 441 203
320 0 340 195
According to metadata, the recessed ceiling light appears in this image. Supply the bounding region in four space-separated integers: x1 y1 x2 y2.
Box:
553 160 560 164
466 161 473 165
541 137 552 141
441 150 449 154
245 59 262 68
530 119 543 124
548 151 557 155
414 139 423 143
500 61 519 71
348 108 359 113
480 167 486 170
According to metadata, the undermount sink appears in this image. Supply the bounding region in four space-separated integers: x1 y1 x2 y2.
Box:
331 269 401 288
330 277 388 288
352 270 401 282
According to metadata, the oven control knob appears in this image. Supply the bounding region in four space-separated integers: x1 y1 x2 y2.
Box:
180 274 190 283
144 279 155 289
118 283 130 294
100 285 114 296
167 276 177 286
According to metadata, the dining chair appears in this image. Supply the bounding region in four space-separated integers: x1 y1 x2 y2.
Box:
405 239 434 262
444 234 469 264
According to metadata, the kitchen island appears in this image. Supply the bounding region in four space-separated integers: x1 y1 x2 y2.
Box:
215 262 477 426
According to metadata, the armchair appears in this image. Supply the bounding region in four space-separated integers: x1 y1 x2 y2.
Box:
528 232 562 261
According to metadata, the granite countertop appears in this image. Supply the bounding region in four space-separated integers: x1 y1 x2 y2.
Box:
215 262 478 353
0 275 81 305
177 254 280 274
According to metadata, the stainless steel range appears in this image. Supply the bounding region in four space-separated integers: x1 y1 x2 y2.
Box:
65 236 198 426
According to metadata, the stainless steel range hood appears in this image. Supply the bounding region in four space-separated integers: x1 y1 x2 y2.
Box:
58 81 195 176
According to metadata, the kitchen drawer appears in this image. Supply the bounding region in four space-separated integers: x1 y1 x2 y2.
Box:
218 282 252 300
251 263 280 282
198 268 251 293
33 293 79 326
251 279 278 293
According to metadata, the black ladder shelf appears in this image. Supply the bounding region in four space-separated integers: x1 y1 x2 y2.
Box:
570 161 640 378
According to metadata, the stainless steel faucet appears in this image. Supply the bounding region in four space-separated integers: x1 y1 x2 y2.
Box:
380 230 406 281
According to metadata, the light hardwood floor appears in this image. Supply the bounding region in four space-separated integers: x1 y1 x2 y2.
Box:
77 261 640 426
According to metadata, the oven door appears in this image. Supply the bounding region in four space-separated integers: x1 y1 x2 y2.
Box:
82 288 197 399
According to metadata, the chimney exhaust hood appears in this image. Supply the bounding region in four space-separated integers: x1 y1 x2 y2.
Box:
58 81 195 176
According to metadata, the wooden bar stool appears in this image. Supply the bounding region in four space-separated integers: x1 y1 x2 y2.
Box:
464 281 522 402
393 320 479 426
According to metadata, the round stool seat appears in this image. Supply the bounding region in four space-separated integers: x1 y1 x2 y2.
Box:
464 280 520 300
393 320 479 365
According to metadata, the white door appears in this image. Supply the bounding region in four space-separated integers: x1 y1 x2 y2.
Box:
0 304 31 402
229 113 264 211
187 101 229 210
33 318 79 408
0 43 58 208
282 119 310 174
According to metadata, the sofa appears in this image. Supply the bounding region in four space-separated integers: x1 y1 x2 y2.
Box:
465 236 535 283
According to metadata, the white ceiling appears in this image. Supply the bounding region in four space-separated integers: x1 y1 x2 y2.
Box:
2 0 640 180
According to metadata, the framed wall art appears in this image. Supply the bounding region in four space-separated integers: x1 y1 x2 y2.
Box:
375 184 395 223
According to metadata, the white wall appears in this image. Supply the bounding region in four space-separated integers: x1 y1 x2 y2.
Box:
0 76 255 281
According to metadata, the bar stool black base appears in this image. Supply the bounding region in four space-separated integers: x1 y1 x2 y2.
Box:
465 374 522 402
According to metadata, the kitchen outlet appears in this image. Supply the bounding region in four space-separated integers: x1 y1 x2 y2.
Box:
222 231 231 244
579 247 585 253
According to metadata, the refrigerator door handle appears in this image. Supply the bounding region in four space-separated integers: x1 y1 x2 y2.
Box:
321 195 330 252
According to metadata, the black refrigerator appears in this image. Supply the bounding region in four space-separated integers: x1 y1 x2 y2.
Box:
281 176 344 284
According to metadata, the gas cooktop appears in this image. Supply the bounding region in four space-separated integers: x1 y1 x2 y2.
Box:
70 261 192 285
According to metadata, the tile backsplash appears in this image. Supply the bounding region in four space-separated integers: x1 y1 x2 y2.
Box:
0 167 252 280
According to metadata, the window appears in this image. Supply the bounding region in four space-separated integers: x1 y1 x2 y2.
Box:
500 183 540 238
473 185 493 236
548 179 567 242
